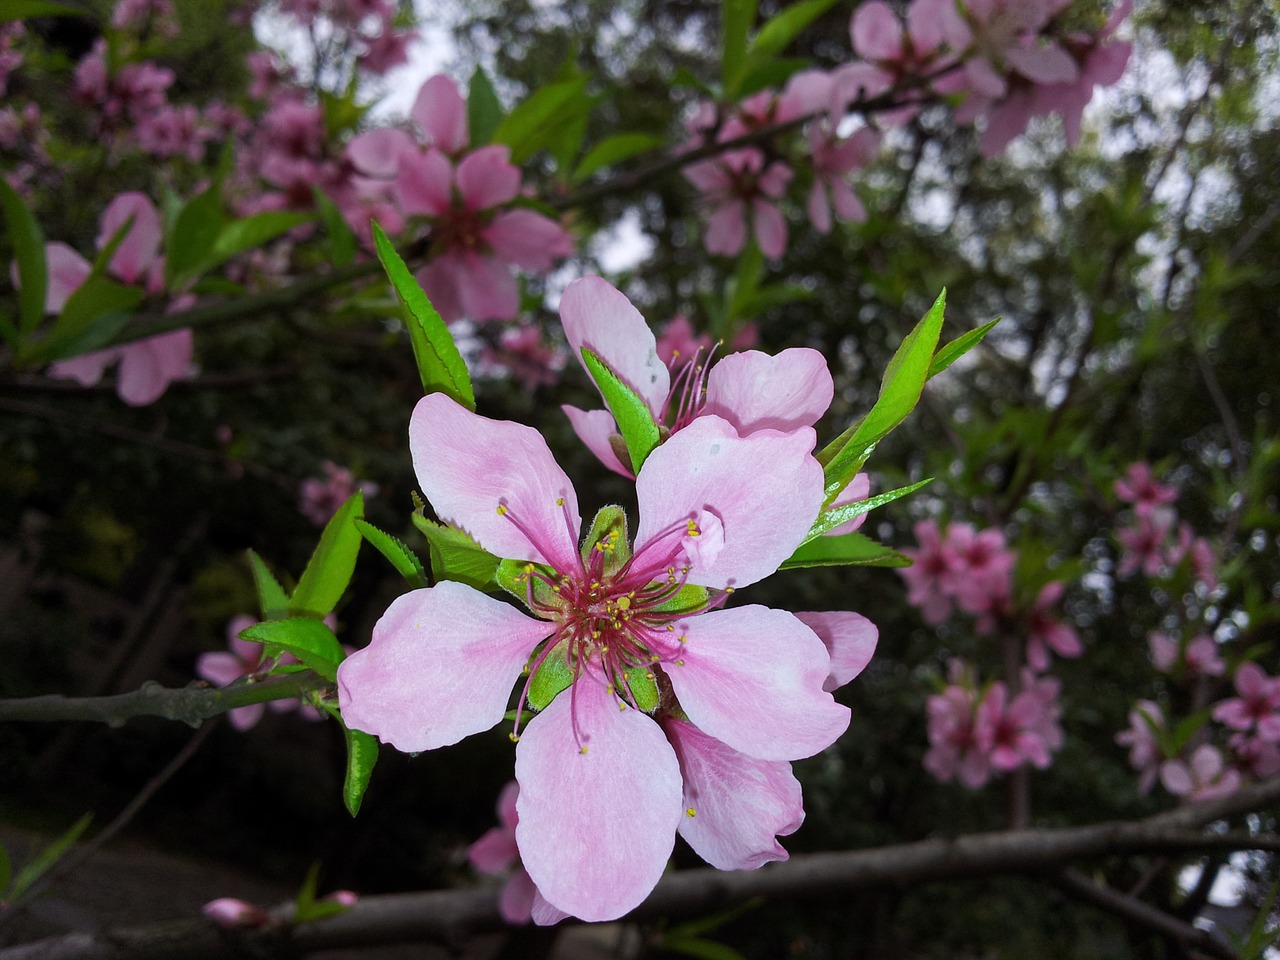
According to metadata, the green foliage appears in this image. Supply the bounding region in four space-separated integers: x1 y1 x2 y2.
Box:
573 132 665 181
581 346 660 474
240 617 345 682
247 550 291 620
491 76 590 166
291 492 364 618
0 177 46 347
354 519 426 587
3 814 92 907
340 726 378 818
801 477 933 543
467 66 505 146
412 516 500 590
781 531 911 570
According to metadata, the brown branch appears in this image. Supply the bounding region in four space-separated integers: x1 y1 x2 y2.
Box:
4 779 1280 960
0 672 326 727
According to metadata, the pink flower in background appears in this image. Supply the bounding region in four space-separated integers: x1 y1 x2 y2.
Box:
655 315 712 366
923 666 990 787
1229 733 1280 780
684 148 793 259
977 673 1063 773
1115 507 1177 578
338 392 859 922
1115 699 1165 795
944 523 1015 616
196 616 328 729
112 0 180 36
468 781 548 925
1024 582 1081 671
481 324 567 391
1148 632 1225 678
559 277 833 478
1115 461 1178 515
839 0 951 124
298 461 380 526
1160 744 1241 802
203 898 271 929
1212 663 1280 742
899 519 961 624
805 124 879 233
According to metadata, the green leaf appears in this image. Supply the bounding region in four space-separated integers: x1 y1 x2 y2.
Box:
8 813 92 906
371 221 475 410
341 725 378 816
208 211 312 268
581 346 661 475
241 618 345 682
0 176 46 338
928 318 999 378
781 531 911 570
802 477 933 542
721 0 757 95
491 77 588 165
527 641 572 710
291 492 364 618
38 278 144 361
744 0 840 68
247 550 291 620
165 184 224 285
572 132 663 182
737 57 811 98
818 289 947 499
354 519 426 587
468 66 505 146
412 516 501 590
0 0 80 21
313 188 356 268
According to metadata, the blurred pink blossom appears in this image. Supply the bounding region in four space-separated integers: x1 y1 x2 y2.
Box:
1148 632 1225 678
203 898 271 928
1024 582 1082 671
1115 699 1165 795
1212 663 1280 742
467 780 543 925
299 461 379 526
1115 461 1178 515
684 148 793 259
1160 744 1241 802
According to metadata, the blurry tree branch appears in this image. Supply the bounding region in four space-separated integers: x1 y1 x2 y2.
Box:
0 673 326 727
4 778 1280 960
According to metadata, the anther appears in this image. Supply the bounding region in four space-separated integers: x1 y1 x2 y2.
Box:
675 659 685 666
496 504 508 516
579 746 588 755
508 732 520 742
686 807 697 817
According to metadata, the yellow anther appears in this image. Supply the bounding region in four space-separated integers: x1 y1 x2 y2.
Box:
580 746 588 755
618 702 627 711
617 596 631 611
496 504 508 516
686 807 697 817
556 497 564 505
645 672 654 680
675 659 685 667
686 520 701 537
666 625 675 632
725 586 735 594
606 684 614 695
508 732 520 742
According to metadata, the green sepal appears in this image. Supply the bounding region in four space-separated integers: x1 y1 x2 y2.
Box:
582 346 661 475
580 505 631 576
527 641 572 710
290 492 364 618
818 289 946 501
780 531 911 570
341 722 378 817
372 221 475 410
804 478 933 543
620 665 660 712
240 617 345 683
7 813 92 906
246 549 290 620
496 557 564 612
929 318 999 378
412 515 499 590
651 582 710 614
354 519 426 587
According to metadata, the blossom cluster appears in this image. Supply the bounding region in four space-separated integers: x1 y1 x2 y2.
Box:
1113 462 1217 590
337 277 878 923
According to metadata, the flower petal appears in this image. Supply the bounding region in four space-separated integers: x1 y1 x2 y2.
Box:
469 825 519 875
851 1 903 61
633 416 822 589
703 348 833 436
562 404 632 478
794 611 878 691
409 393 582 569
456 145 521 211
501 868 538 925
664 605 850 761
100 192 162 285
336 581 554 752
347 128 416 179
559 276 670 418
662 717 803 870
515 672 681 921
47 347 119 387
395 149 453 217
410 74 469 153
196 651 247 687
455 251 519 323
43 242 92 313
483 209 573 272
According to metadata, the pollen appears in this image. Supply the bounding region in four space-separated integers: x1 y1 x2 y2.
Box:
508 732 520 742
556 497 564 505
580 746 588 755
675 659 685 667
686 520 701 537
496 504 508 516
616 596 631 611
686 807 697 817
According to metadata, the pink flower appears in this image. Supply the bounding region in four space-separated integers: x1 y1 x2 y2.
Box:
203 898 271 928
338 394 858 922
1115 507 1177 578
1160 744 1242 802
1212 663 1280 742
1229 733 1280 780
805 124 879 233
1024 581 1081 671
480 323 567 391
655 315 712 366
1149 632 1225 679
841 0 952 124
1115 462 1178 516
976 675 1063 773
1115 699 1165 795
923 669 991 788
899 519 961 624
298 461 379 526
468 781 545 925
684 148 792 259
559 277 833 478
944 523 1015 616
195 616 325 730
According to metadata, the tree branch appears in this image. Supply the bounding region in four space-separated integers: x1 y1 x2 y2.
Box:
0 673 326 727
4 779 1280 960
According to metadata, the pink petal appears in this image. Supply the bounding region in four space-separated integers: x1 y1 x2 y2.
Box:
965 57 1007 98
228 702 265 732
664 605 850 761
454 250 520 322
1006 42 1079 85
417 256 464 324
662 717 803 870
347 128 416 179
561 404 632 478
196 651 248 687
851 1 904 61
100 192 162 284
704 201 747 257
409 393 582 570
559 276 670 418
751 199 787 259
500 868 538 925
456 145 521 211
633 416 822 590
116 329 192 406
905 0 947 53
395 149 453 217
807 181 832 235
794 611 878 691
410 74 469 153
336 581 554 752
469 825 519 875
496 778 520 830
530 888 570 926
482 209 573 272
703 348 833 436
43 242 92 313
830 178 867 222
514 673 681 922
47 347 120 387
